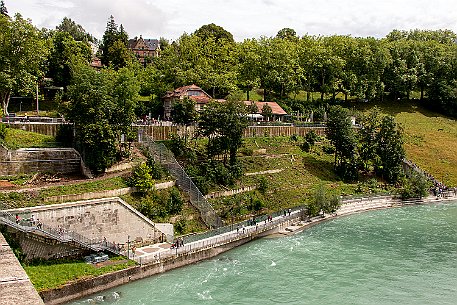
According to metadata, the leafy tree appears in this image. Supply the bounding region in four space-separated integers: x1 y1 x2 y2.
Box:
198 100 248 165
236 39 261 100
358 107 382 170
171 97 197 125
56 17 96 43
128 162 154 194
47 31 92 88
375 115 405 183
276 28 298 41
326 105 358 181
194 23 234 43
261 103 273 120
257 176 268 195
0 13 49 115
65 64 139 172
171 97 197 144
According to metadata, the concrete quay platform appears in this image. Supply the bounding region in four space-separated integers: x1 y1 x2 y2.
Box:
0 233 44 305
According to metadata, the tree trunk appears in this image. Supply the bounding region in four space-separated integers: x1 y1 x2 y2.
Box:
345 92 348 102
1 91 11 115
420 87 424 101
321 91 324 102
246 90 250 101
212 87 216 98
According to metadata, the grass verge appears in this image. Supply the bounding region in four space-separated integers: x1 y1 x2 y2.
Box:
23 257 136 292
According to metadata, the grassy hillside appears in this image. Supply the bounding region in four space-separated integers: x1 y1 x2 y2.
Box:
355 102 457 186
2 128 58 149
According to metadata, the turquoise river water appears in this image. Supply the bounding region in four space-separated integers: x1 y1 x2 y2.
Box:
70 201 457 305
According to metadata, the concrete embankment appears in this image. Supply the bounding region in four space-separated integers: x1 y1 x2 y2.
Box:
0 233 44 305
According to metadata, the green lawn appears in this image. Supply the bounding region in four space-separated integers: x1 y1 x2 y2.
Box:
2 128 58 149
23 257 136 292
355 101 457 186
0 176 129 209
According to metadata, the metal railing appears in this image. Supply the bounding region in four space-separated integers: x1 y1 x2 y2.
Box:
141 136 223 229
0 210 120 255
182 205 305 244
136 207 306 265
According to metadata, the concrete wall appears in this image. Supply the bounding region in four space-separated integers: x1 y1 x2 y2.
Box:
0 148 82 176
0 233 45 305
8 229 88 260
5 198 170 251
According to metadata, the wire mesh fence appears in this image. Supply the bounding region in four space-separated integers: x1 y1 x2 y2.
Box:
141 136 223 229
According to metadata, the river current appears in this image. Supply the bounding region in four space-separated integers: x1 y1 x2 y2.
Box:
70 201 457 305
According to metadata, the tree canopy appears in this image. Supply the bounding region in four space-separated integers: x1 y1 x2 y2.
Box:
0 13 49 115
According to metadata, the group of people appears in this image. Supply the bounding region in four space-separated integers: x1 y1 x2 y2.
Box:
15 214 42 229
171 237 184 249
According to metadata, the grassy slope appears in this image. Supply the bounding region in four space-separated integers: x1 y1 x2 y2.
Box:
355 101 457 186
23 257 136 292
2 128 58 149
209 137 378 221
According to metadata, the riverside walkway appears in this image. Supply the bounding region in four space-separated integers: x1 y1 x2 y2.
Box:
128 207 305 265
128 191 457 266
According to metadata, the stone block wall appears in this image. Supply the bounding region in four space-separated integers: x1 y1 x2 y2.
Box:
5 198 171 255
0 148 82 176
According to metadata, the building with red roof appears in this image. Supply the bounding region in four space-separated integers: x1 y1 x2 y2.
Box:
163 84 214 120
243 101 288 121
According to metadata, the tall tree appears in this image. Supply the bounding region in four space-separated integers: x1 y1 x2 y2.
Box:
194 23 234 43
101 16 131 68
47 31 92 88
56 17 96 43
65 64 139 172
0 13 49 115
326 105 358 181
198 100 248 165
375 115 405 183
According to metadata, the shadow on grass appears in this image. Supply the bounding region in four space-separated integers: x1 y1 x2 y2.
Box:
302 155 340 182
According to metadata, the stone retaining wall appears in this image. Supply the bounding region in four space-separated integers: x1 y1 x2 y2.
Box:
0 148 82 176
45 181 176 203
5 198 171 260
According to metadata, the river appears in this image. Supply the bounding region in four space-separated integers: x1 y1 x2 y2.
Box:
69 200 457 305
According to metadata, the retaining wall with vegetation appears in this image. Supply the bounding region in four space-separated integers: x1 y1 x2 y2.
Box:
0 148 83 176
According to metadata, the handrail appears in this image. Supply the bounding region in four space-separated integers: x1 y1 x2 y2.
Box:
141 135 223 229
0 210 120 255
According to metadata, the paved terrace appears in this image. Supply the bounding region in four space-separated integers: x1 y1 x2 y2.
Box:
0 233 44 305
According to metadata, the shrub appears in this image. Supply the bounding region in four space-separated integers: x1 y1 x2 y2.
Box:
305 130 319 146
257 176 268 195
167 188 184 214
128 163 154 194
146 156 164 180
0 123 7 140
55 124 73 147
401 172 430 199
322 145 335 154
300 140 311 152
